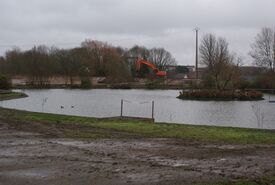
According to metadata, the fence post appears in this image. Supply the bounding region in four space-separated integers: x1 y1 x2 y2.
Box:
152 101 154 119
120 99 123 117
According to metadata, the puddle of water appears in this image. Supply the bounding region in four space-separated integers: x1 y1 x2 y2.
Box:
0 168 53 178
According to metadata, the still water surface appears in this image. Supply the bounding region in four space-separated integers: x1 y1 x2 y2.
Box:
1 89 275 129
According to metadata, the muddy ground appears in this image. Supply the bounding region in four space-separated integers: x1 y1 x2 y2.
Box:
0 121 275 185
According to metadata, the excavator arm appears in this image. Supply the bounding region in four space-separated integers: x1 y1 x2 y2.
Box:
136 58 167 77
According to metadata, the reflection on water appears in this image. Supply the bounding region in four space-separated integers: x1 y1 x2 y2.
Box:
1 89 275 129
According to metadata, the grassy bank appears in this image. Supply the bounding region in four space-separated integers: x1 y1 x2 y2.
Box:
0 91 27 101
0 107 275 144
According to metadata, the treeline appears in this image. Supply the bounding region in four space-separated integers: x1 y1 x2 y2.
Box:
200 27 275 90
0 40 176 86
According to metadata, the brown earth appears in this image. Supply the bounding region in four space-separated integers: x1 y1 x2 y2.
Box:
0 121 275 185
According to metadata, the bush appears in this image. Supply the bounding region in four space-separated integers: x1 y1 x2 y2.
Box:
80 78 92 89
109 83 131 89
257 71 275 89
202 74 215 88
235 80 251 90
0 75 11 90
177 89 263 101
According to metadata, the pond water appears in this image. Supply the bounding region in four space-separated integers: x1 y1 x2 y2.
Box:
1 89 275 129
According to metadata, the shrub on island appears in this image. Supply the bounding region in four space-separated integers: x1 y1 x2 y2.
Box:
0 75 11 90
177 89 264 101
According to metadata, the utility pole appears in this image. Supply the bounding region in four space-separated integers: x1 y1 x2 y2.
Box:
194 28 199 79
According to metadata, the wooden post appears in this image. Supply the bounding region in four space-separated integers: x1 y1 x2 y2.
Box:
120 99 123 117
152 101 154 119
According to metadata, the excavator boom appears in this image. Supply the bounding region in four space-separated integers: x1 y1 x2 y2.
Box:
136 58 167 77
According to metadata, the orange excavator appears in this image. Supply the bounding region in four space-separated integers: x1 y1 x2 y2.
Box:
135 58 167 77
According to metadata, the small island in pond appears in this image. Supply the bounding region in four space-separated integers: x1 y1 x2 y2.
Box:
177 90 264 101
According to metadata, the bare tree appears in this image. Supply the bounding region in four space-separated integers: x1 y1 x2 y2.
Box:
200 33 240 90
82 39 130 80
81 40 108 62
21 45 54 86
81 40 112 76
128 45 150 59
249 27 275 70
53 48 82 85
4 47 23 75
148 48 176 70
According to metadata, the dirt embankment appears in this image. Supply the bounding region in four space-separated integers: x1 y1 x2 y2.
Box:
0 121 275 185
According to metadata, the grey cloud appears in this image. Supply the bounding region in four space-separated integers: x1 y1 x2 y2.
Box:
0 0 275 65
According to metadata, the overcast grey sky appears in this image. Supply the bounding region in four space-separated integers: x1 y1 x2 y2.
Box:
0 0 275 65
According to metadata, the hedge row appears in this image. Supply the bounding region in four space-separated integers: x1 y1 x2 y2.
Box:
177 90 264 101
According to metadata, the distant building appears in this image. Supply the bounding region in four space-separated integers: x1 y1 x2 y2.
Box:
166 65 195 73
166 65 196 79
187 67 207 79
166 65 266 81
165 65 211 79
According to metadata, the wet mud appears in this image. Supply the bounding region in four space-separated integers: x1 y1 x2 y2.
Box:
0 122 275 185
